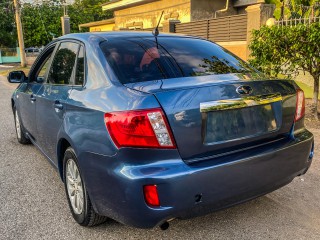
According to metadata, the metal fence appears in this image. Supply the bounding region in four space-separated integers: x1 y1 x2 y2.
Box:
275 16 320 26
0 48 18 57
278 1 320 20
175 14 247 42
0 47 21 64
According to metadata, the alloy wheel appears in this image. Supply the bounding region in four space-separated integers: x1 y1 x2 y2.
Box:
15 110 21 140
66 159 84 215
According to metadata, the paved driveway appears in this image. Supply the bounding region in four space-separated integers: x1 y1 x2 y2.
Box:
0 76 320 240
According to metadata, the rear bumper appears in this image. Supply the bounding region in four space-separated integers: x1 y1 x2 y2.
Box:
78 129 314 228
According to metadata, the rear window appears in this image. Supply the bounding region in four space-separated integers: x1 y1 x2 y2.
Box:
100 37 256 84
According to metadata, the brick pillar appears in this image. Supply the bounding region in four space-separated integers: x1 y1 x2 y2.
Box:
162 20 181 33
245 4 275 59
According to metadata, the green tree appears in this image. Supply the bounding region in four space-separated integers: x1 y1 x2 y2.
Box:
21 3 62 47
249 23 320 119
265 0 320 19
20 0 112 47
71 0 112 22
0 1 17 47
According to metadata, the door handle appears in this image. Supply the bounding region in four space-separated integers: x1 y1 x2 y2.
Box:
54 100 64 111
30 95 36 102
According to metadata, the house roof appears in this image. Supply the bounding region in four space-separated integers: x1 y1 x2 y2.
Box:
102 0 159 11
79 18 115 29
101 0 266 11
233 0 265 8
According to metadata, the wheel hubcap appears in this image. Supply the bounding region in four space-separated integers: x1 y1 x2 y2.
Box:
66 159 84 215
15 111 21 140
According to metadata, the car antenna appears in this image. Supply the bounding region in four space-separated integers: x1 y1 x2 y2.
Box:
152 11 164 48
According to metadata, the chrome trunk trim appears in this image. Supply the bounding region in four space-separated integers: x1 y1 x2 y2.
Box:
200 93 283 113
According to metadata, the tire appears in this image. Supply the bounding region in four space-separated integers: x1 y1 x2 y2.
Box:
63 147 108 227
13 108 30 144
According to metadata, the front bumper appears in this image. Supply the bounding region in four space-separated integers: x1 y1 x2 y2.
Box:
78 129 314 228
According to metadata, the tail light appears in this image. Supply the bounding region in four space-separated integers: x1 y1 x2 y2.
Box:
295 89 305 122
104 108 176 149
143 185 160 207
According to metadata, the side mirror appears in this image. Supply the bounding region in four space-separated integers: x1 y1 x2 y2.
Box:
7 71 27 83
37 76 45 83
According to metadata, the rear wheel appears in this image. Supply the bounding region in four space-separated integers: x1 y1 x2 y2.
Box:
63 147 108 227
14 108 30 144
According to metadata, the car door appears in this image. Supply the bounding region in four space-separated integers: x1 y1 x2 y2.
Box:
17 46 55 140
35 41 80 163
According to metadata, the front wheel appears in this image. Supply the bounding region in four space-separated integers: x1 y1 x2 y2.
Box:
14 108 30 144
63 147 108 227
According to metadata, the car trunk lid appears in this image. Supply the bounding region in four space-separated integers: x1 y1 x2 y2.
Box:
125 75 297 162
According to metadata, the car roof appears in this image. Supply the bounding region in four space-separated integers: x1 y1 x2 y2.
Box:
58 31 198 42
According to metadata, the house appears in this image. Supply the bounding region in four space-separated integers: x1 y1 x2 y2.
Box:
79 0 265 32
78 0 275 60
78 18 115 32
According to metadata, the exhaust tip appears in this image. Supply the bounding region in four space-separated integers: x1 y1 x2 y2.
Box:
160 221 169 230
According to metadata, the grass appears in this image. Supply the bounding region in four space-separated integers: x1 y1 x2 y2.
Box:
0 66 31 77
276 73 317 100
295 81 319 100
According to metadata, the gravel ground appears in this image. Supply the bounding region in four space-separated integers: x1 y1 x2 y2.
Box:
0 76 320 240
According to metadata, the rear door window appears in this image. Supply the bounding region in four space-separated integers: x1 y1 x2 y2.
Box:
100 37 256 84
47 42 79 85
75 45 85 86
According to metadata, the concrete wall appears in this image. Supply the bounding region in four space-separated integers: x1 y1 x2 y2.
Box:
0 48 21 64
190 0 237 21
217 41 248 61
173 3 276 61
89 23 116 32
114 0 191 30
245 4 275 59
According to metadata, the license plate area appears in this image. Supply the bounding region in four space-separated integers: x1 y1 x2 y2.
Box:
201 94 283 145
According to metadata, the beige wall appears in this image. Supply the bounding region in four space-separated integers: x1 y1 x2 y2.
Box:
217 41 248 61
190 0 237 21
89 23 115 32
113 0 191 30
84 1 275 62
245 4 275 59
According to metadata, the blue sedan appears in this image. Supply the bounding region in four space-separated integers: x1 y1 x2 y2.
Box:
9 32 314 229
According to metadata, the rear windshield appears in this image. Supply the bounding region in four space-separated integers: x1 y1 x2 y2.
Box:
100 37 256 84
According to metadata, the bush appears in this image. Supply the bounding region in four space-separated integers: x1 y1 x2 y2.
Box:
249 23 320 119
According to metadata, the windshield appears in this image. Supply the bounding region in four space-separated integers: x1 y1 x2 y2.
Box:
100 37 257 84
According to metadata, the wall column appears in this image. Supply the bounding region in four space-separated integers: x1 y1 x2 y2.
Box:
162 20 181 33
245 4 275 59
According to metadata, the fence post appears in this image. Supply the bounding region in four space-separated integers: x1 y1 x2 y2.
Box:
0 50 2 64
245 4 275 59
162 20 181 33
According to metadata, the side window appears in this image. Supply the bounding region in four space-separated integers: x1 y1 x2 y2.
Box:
47 42 79 85
36 54 53 83
75 45 85 86
29 46 55 83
